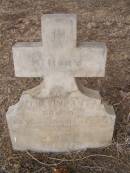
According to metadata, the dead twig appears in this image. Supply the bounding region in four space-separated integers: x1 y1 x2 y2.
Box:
47 154 117 162
33 167 45 173
80 165 114 172
26 151 63 167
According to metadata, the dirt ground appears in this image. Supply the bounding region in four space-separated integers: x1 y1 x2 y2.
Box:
0 0 130 172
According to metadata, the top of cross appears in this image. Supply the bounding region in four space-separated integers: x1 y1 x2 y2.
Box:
42 14 76 49
13 14 107 78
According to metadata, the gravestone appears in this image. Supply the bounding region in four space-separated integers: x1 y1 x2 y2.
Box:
6 14 115 152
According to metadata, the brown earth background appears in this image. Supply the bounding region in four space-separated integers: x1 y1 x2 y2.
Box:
0 0 130 172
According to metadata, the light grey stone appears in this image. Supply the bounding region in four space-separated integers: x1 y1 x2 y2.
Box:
13 14 106 77
6 14 115 152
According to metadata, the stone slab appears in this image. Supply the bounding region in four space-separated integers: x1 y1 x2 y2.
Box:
6 14 116 152
6 78 115 152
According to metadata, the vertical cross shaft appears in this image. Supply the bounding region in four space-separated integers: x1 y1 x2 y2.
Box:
42 14 77 49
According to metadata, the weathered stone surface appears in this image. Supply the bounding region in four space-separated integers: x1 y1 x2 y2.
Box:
13 14 106 77
6 14 115 152
6 78 115 152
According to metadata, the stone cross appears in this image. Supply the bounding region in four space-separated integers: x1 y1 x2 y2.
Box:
6 14 115 152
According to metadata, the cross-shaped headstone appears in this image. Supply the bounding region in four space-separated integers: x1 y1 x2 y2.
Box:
6 14 115 152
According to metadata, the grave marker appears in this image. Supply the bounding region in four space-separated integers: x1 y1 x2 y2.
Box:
6 14 115 152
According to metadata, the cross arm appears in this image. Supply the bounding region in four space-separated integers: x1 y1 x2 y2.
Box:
72 41 107 77
13 42 43 77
